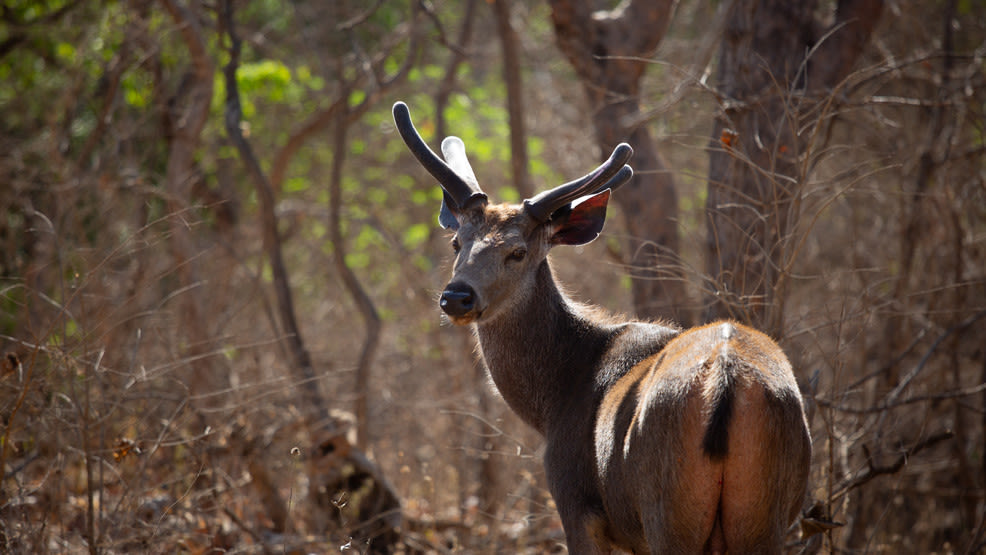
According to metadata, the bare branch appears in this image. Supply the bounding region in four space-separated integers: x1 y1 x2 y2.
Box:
77 45 132 166
832 430 954 501
434 0 477 139
269 8 420 193
884 309 986 408
336 0 386 31
326 100 380 451
418 0 470 57
219 0 327 419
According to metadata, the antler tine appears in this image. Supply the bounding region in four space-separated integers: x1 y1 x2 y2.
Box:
524 143 633 222
441 137 482 191
393 102 486 209
599 164 634 193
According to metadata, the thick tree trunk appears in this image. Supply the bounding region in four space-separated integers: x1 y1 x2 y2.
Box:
550 0 684 322
704 0 882 335
159 0 224 400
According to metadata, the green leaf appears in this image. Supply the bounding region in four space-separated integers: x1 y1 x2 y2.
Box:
345 251 370 269
284 176 309 193
402 222 430 249
349 89 366 108
55 42 76 63
122 71 152 108
237 59 293 105
411 189 438 206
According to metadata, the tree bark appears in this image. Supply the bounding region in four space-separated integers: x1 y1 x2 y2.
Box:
493 0 534 199
704 0 882 335
549 0 684 322
159 0 224 399
434 0 477 140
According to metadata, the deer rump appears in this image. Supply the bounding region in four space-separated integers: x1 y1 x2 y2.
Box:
591 322 810 554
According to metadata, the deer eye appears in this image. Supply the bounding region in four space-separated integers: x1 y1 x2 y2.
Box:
451 237 461 253
506 247 527 262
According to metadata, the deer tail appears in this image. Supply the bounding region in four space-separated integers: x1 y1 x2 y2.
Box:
701 353 735 461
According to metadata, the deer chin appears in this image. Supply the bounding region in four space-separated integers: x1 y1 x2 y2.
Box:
447 310 483 326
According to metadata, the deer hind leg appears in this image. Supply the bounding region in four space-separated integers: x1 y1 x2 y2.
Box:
703 504 727 554
720 383 809 554
633 378 724 553
641 490 719 554
555 509 611 555
639 427 723 553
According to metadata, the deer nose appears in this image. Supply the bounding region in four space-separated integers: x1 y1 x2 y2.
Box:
440 283 476 317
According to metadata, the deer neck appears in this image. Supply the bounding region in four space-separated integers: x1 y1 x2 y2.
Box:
473 261 611 434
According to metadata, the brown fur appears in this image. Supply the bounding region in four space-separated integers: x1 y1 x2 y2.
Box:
435 200 811 554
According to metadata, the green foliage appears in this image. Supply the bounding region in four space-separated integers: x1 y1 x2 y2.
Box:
0 283 25 337
401 223 430 250
410 187 440 206
443 93 510 165
345 250 371 270
216 59 306 119
122 70 153 108
237 60 292 96
295 65 325 91
1 0 73 25
284 176 310 193
0 2 113 136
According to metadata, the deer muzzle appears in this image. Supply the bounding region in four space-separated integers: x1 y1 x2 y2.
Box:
440 282 479 322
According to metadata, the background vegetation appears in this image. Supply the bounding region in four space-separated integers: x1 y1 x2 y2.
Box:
1 0 984 553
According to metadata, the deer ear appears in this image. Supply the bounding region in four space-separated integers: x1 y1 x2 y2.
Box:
549 189 610 246
439 192 460 230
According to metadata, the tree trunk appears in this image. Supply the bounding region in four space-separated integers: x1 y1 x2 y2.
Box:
221 0 328 421
550 0 684 322
434 0 477 140
704 0 882 335
493 0 534 199
159 0 224 401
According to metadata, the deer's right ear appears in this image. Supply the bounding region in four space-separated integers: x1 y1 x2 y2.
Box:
439 192 460 230
548 189 610 246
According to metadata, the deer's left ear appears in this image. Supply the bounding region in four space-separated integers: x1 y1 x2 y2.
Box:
439 192 460 230
549 189 610 246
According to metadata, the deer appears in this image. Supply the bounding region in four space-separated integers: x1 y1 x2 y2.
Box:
393 101 812 554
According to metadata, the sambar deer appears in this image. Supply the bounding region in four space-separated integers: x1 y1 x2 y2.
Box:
393 101 811 554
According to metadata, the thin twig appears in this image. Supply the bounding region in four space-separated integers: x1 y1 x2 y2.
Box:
817 382 986 415
831 430 954 501
336 0 386 31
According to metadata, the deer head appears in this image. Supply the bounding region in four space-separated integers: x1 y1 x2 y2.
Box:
392 101 633 325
